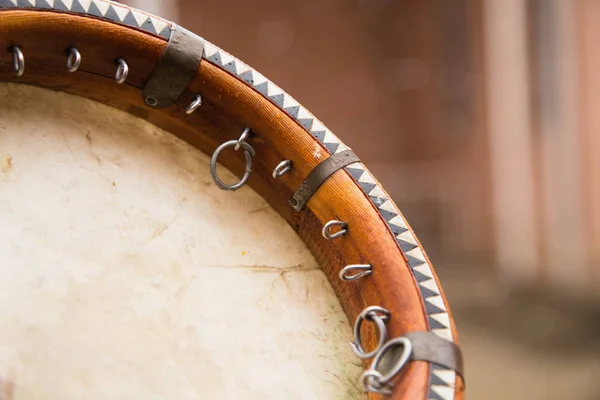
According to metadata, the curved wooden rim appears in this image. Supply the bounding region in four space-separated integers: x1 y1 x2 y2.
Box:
0 4 464 399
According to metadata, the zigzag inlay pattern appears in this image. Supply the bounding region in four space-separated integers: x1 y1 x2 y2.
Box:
0 0 172 39
344 164 454 343
428 365 457 400
202 41 350 157
0 2 458 397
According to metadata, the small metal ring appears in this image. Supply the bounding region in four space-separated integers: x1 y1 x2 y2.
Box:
186 94 203 114
361 370 391 395
361 336 413 393
339 264 372 281
350 306 391 359
66 47 81 72
146 96 158 106
210 139 256 191
115 58 128 84
11 45 24 76
234 127 251 151
272 160 292 179
322 220 348 240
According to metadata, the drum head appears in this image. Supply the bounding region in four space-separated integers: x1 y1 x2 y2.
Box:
0 83 363 398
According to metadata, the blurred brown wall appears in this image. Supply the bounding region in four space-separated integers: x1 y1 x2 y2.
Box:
578 1 600 289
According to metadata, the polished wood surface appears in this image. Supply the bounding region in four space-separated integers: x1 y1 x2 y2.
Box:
0 11 463 399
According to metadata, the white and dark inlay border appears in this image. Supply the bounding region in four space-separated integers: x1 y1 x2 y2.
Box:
0 1 458 398
0 0 172 39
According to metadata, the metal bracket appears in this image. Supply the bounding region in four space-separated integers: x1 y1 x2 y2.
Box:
404 331 465 381
289 150 360 211
142 24 205 109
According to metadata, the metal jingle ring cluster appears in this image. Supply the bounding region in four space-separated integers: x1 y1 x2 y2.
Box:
349 307 415 395
327 214 416 394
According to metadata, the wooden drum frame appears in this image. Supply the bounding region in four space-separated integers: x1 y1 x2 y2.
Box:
0 2 465 399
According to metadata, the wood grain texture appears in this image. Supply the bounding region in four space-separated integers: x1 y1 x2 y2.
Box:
0 10 464 399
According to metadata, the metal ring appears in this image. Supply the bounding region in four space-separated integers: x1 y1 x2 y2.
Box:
350 306 391 359
361 336 413 394
339 264 372 281
210 135 256 191
272 160 292 179
115 58 128 84
361 370 391 395
11 45 24 76
66 47 81 72
145 96 158 107
322 220 348 240
234 127 251 151
186 94 203 114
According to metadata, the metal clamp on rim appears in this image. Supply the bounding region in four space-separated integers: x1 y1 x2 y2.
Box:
143 24 205 109
210 128 255 191
405 331 465 381
289 150 360 211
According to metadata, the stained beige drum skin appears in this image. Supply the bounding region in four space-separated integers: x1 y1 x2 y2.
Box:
0 84 362 399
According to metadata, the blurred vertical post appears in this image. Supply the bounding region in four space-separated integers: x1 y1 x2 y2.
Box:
530 0 586 290
483 0 539 282
578 0 600 290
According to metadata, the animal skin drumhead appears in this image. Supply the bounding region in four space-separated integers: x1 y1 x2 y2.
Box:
0 83 363 399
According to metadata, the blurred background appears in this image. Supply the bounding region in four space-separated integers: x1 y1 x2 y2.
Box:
124 1 600 398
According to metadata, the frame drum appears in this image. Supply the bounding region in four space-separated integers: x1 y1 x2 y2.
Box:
0 2 464 399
